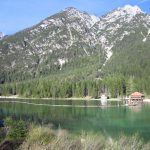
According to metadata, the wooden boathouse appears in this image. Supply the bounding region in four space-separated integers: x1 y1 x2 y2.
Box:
128 92 144 105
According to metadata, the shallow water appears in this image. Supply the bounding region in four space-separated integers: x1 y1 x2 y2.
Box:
0 98 150 141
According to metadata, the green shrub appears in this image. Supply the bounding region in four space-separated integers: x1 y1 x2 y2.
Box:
4 118 27 140
0 128 6 143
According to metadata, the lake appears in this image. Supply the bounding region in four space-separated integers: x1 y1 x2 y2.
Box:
0 98 150 141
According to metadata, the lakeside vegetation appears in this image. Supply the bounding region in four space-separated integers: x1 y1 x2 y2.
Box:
0 118 150 150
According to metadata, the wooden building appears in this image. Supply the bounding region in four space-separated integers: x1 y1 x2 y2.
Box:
128 92 144 105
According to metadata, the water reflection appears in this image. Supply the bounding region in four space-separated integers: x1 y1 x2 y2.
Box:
101 94 107 106
129 105 142 113
0 99 150 141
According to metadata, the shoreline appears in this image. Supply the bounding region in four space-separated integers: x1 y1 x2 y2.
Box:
0 95 150 102
0 95 120 101
0 100 127 108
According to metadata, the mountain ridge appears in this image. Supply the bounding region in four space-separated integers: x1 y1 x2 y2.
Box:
0 5 150 84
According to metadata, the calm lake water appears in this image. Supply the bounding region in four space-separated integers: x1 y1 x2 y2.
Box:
0 98 150 141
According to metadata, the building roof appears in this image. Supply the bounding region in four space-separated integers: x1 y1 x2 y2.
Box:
130 92 144 97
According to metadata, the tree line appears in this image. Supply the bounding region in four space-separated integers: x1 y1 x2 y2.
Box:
1 74 149 98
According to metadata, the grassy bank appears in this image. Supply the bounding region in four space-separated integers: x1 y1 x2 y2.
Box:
0 118 150 150
18 126 150 150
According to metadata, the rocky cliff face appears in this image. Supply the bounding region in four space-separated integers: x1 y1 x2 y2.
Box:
0 5 150 82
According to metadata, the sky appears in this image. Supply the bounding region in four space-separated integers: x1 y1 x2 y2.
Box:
0 0 150 35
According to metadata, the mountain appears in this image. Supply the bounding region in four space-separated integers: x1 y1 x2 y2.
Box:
0 7 102 82
98 5 150 77
0 5 150 84
91 5 150 76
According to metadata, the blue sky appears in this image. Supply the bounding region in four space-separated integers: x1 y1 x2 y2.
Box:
0 0 150 35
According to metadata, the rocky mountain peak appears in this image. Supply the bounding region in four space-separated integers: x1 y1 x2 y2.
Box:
63 7 100 27
104 5 144 23
64 7 86 17
64 7 79 12
120 5 143 15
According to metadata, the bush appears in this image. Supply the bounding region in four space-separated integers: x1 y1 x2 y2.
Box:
26 125 55 145
105 134 144 150
0 128 6 143
4 118 27 140
81 132 106 150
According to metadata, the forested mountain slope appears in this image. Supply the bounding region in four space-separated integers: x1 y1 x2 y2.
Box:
1 5 150 97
